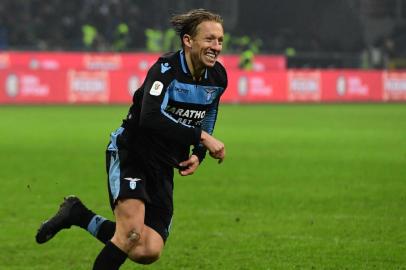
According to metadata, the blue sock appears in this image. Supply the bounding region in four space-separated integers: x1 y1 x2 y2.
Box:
86 215 116 244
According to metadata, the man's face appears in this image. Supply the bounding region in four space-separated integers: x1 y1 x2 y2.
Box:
189 21 224 69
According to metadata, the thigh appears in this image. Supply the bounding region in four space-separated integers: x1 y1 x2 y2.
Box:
111 198 145 252
113 198 145 229
106 128 150 209
112 198 164 256
142 162 174 242
107 128 174 243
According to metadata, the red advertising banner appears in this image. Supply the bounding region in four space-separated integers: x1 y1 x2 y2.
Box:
223 71 287 103
1 51 161 72
2 51 284 72
109 71 148 103
288 70 321 102
0 52 10 69
321 70 382 102
1 52 406 104
67 70 110 103
383 72 406 101
0 69 66 103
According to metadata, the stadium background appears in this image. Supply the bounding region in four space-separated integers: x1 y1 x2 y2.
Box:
0 1 405 269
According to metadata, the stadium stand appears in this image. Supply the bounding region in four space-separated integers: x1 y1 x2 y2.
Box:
0 0 405 68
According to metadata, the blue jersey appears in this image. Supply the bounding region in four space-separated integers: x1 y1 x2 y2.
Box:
122 50 227 168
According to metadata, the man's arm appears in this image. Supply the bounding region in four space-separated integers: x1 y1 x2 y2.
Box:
192 97 220 163
200 130 225 163
180 100 225 176
179 131 225 176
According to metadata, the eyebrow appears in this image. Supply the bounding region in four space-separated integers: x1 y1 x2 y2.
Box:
205 34 223 39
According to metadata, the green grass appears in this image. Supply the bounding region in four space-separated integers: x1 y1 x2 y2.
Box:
0 104 405 269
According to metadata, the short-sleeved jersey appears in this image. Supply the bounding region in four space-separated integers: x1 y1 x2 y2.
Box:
121 50 227 168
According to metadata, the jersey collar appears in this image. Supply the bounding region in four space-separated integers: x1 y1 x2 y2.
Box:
179 50 208 80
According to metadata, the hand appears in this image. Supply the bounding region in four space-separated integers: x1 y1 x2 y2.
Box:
209 148 225 164
179 155 200 176
201 131 226 164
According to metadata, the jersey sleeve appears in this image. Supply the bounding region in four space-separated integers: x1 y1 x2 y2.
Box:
139 62 201 146
192 65 228 163
191 97 219 162
192 92 222 163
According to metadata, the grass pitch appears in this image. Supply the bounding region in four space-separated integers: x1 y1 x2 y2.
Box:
0 104 405 269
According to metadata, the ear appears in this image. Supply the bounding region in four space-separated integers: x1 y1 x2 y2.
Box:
183 34 193 49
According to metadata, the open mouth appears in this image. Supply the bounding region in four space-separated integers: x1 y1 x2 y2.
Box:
205 51 217 61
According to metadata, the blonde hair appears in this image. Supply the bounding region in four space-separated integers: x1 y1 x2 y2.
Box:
170 9 223 42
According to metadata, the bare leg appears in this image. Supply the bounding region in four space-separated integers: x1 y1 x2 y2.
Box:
111 199 164 264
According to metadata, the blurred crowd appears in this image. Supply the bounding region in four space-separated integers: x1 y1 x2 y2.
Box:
0 0 405 69
0 0 146 51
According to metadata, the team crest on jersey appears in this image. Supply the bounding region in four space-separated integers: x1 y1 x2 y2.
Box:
150 81 163 96
204 87 216 102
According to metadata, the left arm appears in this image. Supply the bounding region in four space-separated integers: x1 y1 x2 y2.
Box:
179 65 228 176
179 97 223 176
191 97 220 163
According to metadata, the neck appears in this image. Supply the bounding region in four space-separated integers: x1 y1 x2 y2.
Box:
185 52 204 81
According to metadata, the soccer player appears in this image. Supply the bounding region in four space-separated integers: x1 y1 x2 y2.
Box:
35 9 227 270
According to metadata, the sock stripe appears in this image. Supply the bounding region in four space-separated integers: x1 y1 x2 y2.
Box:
87 215 107 237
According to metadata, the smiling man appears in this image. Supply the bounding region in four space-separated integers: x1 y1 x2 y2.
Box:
35 9 227 270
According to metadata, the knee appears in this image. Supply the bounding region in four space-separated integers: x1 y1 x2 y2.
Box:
125 228 141 251
127 229 141 243
113 228 141 252
128 247 161 265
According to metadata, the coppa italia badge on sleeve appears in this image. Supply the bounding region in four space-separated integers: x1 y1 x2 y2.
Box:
150 81 164 96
